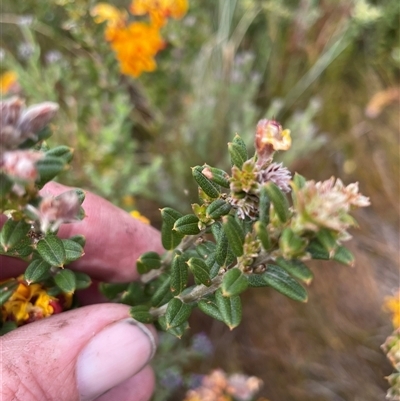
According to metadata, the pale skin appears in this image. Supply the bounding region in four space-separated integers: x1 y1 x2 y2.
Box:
0 182 164 401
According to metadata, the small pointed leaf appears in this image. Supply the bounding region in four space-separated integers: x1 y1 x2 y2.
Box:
222 215 245 257
221 268 248 297
54 268 76 293
62 239 85 263
165 298 192 329
263 264 308 302
0 219 31 252
24 259 51 283
130 305 154 324
264 182 290 223
187 257 212 287
275 257 313 284
215 289 242 330
173 214 201 235
170 255 188 295
160 207 184 250
37 235 66 267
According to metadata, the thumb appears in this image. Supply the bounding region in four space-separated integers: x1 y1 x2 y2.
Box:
1 304 157 401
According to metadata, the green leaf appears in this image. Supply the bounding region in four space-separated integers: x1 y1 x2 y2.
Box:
206 199 231 219
54 268 76 293
292 173 306 189
130 305 154 324
37 235 66 267
62 239 85 263
45 145 74 163
263 265 308 302
187 257 212 287
221 268 248 297
20 126 52 148
137 251 162 274
36 156 66 186
0 173 13 200
0 280 19 305
24 259 51 283
306 240 330 260
173 214 201 235
279 227 308 258
275 257 313 284
0 219 31 252
228 142 247 169
160 207 185 250
158 316 189 338
254 221 271 251
74 272 92 290
192 166 220 198
68 235 86 247
0 321 18 335
201 165 230 188
215 289 242 330
151 277 173 307
170 255 188 295
100 282 129 300
232 134 248 159
215 228 229 267
246 273 269 287
198 298 224 322
316 228 338 256
121 282 146 305
333 246 355 267
222 215 245 257
259 185 271 225
165 298 192 329
264 182 290 223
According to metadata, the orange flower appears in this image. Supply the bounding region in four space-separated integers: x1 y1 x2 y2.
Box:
130 210 151 225
108 21 165 77
1 278 72 326
384 291 400 329
130 0 188 27
0 71 18 94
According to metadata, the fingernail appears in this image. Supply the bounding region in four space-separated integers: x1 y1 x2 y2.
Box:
76 318 156 401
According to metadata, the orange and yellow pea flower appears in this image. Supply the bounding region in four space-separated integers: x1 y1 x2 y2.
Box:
2 277 72 326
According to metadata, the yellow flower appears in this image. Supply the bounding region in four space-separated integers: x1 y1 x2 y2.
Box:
1 277 72 326
90 3 127 26
384 291 400 329
130 0 188 27
130 210 150 224
0 71 18 94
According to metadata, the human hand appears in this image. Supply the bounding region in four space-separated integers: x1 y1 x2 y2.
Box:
1 182 163 401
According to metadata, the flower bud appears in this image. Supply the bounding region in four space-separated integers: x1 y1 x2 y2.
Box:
255 119 291 166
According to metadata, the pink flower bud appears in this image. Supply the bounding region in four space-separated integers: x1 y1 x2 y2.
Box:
255 119 291 166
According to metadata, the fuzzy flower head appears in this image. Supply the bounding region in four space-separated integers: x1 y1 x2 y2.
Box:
258 162 292 193
26 190 82 233
255 119 291 166
1 277 72 326
184 369 263 401
1 150 43 183
291 177 370 235
0 97 59 150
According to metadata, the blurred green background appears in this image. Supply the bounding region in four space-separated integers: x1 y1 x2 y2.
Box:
1 0 399 400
